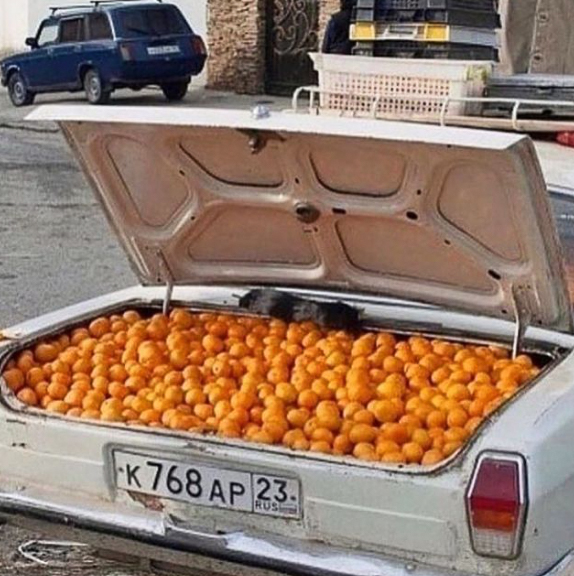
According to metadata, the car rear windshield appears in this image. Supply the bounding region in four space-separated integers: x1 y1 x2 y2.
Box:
116 7 188 38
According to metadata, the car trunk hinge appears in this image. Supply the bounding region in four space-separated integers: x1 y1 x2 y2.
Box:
156 250 174 316
511 285 531 359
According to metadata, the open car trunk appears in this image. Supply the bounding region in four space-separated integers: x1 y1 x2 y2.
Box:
0 106 573 576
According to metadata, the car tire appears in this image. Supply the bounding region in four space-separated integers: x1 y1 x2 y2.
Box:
84 69 111 105
7 72 35 107
161 81 189 102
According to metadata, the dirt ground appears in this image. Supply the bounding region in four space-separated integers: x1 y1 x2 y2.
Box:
0 525 148 576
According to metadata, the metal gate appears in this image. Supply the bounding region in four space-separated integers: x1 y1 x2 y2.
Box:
266 0 319 95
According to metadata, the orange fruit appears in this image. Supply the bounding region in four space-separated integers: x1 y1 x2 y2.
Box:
17 387 38 406
34 344 59 363
64 389 85 408
381 451 407 465
46 400 69 415
349 423 377 444
333 434 353 455
298 389 319 410
422 449 445 465
108 382 129 400
26 367 45 387
443 441 463 457
446 383 471 401
375 439 401 457
47 381 68 401
411 429 432 451
311 427 334 444
353 443 377 461
426 410 447 429
3 368 25 393
373 400 398 424
382 423 410 445
447 408 469 428
402 442 424 464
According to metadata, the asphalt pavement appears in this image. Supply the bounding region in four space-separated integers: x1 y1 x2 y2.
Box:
0 85 290 575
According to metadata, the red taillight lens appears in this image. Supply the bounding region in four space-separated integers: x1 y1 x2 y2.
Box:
192 36 207 56
466 454 527 559
120 44 133 61
557 132 574 148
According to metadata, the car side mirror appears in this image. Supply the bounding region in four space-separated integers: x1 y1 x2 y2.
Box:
25 37 38 49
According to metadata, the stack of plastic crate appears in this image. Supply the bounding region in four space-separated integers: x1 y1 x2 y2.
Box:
351 0 500 60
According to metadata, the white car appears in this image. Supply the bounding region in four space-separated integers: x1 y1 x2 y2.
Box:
1 104 574 576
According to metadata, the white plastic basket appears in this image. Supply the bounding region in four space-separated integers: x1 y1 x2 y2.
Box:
310 52 493 116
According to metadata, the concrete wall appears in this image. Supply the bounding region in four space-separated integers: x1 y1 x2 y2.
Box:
0 1 29 55
0 0 208 83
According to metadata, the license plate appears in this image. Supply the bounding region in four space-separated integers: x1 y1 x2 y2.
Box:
113 451 301 519
147 45 181 56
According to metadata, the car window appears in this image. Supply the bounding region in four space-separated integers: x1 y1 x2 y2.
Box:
117 7 188 38
87 13 113 40
550 189 574 302
37 21 59 47
59 17 85 43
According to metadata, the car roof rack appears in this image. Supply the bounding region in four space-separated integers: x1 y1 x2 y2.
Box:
49 0 161 14
49 4 91 15
91 0 163 5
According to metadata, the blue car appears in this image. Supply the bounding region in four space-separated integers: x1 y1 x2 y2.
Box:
0 0 207 106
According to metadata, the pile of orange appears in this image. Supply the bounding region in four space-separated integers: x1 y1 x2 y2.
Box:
1 309 540 466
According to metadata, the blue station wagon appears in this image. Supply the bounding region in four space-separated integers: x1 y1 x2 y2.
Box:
0 0 207 106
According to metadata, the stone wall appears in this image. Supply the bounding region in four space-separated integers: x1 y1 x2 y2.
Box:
207 0 267 94
208 0 341 94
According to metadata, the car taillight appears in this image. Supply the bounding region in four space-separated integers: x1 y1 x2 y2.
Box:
120 44 133 61
192 36 207 56
557 132 574 148
466 454 527 560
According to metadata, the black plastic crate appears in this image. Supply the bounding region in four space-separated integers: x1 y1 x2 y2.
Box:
354 40 499 60
483 75 574 116
372 0 496 10
354 7 500 27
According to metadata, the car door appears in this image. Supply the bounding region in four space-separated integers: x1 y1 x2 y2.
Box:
83 12 116 80
22 19 59 90
49 16 86 88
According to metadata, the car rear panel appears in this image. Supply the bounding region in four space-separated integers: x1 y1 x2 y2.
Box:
110 5 206 80
0 286 573 576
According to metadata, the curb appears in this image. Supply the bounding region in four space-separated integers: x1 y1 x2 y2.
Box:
0 121 58 133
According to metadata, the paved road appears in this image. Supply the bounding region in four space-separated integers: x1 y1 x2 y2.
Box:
0 86 289 576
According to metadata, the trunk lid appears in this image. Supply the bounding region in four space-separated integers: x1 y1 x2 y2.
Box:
27 105 573 334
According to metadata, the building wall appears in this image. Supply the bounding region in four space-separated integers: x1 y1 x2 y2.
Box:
0 2 29 56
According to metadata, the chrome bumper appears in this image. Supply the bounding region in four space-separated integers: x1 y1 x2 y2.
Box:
0 490 463 576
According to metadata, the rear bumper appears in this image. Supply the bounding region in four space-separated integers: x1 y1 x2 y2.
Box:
113 56 206 85
1 494 573 576
0 489 462 576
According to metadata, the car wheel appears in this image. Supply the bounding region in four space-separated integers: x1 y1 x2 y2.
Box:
84 69 111 105
161 81 189 102
7 72 35 107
